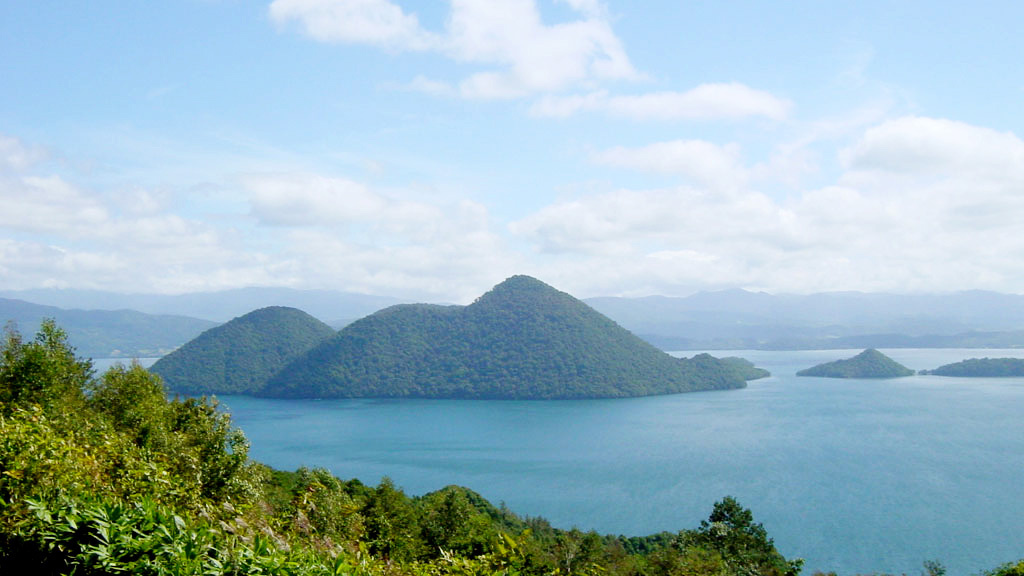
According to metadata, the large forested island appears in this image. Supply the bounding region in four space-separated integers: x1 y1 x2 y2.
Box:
150 306 335 395
920 357 1024 377
796 349 915 379
260 275 749 399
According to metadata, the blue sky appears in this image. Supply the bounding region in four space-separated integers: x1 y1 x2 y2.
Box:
2 1 1023 302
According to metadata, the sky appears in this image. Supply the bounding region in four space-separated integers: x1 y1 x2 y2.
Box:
2 1 1023 303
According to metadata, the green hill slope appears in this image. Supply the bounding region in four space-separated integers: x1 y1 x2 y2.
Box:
150 306 335 395
796 348 915 379
260 276 749 399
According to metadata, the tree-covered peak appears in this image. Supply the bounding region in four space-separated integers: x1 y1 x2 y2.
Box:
796 348 915 379
470 275 570 307
150 306 335 395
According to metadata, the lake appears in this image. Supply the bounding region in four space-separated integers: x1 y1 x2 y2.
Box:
107 350 1024 575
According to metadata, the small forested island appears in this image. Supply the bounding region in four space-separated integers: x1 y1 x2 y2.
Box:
262 275 751 399
796 349 915 379
150 306 335 395
920 357 1024 377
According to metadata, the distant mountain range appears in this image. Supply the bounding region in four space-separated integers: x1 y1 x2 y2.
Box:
0 287 405 324
585 289 1024 350
0 297 215 358
4 286 1024 357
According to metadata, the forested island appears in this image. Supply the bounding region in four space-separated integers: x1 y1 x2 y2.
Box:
796 349 915 379
155 276 760 399
920 357 1024 377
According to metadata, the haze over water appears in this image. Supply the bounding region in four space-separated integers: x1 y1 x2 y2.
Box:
198 349 1024 575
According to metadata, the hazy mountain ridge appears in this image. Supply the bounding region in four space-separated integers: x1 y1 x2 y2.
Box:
0 297 216 358
586 289 1024 350
0 287 406 323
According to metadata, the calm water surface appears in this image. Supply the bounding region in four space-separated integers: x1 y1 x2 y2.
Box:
158 349 1022 576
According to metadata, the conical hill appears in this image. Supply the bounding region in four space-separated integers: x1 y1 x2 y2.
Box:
150 306 335 395
796 348 915 379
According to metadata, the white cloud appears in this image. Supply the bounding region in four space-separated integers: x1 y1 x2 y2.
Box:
269 0 437 50
509 116 1024 296
240 172 516 300
270 0 637 100
592 140 746 189
0 175 109 236
246 173 388 226
447 0 636 98
841 116 1024 181
406 75 455 97
0 134 46 172
531 83 791 120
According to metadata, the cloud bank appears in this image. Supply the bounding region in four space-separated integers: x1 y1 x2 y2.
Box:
4 112 1023 301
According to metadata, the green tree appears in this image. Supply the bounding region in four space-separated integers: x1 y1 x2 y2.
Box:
362 477 422 561
0 319 92 416
88 361 170 451
694 496 802 576
287 467 363 542
166 396 258 506
420 487 497 557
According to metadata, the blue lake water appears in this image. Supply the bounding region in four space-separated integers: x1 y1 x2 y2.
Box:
109 350 1024 575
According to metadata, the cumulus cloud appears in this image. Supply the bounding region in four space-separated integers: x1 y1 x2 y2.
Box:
841 116 1024 181
269 0 638 100
240 172 516 300
0 135 276 293
592 140 746 189
447 0 636 98
530 83 792 120
509 116 1024 296
247 173 388 226
269 0 437 50
0 134 46 172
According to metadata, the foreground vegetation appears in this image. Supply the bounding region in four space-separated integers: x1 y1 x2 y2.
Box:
1 321 1019 575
